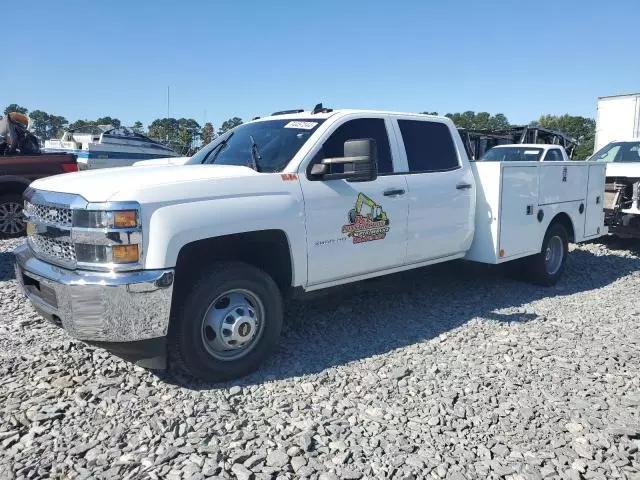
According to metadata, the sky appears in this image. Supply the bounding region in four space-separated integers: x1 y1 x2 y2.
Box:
2 0 639 130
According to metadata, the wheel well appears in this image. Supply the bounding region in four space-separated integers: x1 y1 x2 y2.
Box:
549 212 575 242
173 230 293 302
0 181 29 197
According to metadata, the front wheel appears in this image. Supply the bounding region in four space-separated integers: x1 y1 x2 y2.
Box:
525 223 569 286
0 194 26 238
168 261 283 382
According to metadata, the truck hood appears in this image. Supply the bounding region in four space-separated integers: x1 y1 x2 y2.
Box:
132 156 191 167
30 164 260 202
605 162 640 179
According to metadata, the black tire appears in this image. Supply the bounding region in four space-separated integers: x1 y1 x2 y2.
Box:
0 194 26 238
525 222 569 286
168 261 283 382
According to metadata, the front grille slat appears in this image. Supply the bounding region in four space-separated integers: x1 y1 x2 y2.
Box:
29 235 76 267
25 200 77 267
24 201 73 227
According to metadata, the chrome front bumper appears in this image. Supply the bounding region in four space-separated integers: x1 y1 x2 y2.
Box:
13 243 174 342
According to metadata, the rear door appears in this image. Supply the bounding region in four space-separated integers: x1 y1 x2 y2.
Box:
300 116 409 286
391 117 475 262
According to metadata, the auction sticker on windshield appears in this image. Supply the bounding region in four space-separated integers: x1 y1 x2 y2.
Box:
284 121 318 129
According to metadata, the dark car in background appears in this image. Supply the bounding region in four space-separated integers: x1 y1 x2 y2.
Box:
0 153 77 237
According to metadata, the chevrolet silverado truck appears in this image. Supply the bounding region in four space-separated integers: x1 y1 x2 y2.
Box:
14 107 606 382
0 153 77 238
587 139 640 239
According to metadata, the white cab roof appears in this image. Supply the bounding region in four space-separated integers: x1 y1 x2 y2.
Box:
491 143 565 151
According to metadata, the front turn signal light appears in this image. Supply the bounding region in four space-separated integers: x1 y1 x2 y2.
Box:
113 210 138 228
112 244 139 264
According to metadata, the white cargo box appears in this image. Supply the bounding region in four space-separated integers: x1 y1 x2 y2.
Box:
465 161 606 264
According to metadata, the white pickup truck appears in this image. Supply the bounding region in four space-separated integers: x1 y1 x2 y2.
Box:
14 107 607 382
479 143 571 162
586 139 640 238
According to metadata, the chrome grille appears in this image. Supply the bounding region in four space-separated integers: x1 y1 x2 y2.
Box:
24 201 73 227
28 235 76 267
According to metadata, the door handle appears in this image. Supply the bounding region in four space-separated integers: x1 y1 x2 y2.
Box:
383 188 405 197
456 183 472 190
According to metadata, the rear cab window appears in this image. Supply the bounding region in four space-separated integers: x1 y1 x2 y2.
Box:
480 147 543 162
543 149 564 161
396 119 460 173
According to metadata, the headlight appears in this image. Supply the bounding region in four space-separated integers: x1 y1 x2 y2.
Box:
73 210 139 229
71 204 142 269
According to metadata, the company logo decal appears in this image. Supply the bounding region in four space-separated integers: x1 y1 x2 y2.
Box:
341 193 390 244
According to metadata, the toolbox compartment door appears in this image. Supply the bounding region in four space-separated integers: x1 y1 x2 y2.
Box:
498 165 540 259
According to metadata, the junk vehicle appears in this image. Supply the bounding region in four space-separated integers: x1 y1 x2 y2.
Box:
586 94 640 238
14 106 606 381
43 124 182 170
587 139 640 238
0 112 77 238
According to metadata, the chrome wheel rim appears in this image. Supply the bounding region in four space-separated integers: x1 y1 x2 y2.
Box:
200 289 265 361
0 201 25 235
545 236 563 275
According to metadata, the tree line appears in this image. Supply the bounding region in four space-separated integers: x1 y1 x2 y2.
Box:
4 103 596 159
3 104 244 156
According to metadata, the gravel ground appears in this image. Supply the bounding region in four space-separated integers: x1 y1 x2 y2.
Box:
1 237 640 480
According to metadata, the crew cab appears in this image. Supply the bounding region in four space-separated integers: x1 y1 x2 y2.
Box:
13 107 606 382
587 139 640 238
479 143 570 162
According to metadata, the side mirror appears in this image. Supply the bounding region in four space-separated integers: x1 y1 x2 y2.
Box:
310 138 378 182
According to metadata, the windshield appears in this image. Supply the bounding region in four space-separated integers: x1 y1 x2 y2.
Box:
188 119 325 172
588 141 640 163
479 146 543 162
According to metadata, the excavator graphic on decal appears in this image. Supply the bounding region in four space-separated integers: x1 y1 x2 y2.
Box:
347 192 389 226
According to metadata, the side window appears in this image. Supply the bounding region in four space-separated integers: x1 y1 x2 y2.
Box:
320 118 393 174
544 149 563 161
397 120 459 172
619 144 640 162
595 145 620 163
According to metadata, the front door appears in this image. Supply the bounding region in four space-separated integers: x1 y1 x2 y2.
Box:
301 116 409 286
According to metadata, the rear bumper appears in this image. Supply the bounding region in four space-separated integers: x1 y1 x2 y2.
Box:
13 243 174 343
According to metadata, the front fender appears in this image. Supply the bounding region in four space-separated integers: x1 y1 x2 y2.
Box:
143 193 307 287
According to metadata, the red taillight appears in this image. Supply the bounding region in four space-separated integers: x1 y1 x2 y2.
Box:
61 163 78 173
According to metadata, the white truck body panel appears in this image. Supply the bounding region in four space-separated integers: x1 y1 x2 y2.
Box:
465 161 606 264
595 93 640 151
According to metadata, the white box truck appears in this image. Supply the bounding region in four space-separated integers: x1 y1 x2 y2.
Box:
595 93 640 151
14 107 607 382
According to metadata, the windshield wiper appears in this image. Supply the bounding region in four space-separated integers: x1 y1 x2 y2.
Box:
202 133 233 164
248 135 262 172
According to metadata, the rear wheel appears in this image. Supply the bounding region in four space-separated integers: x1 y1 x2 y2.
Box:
526 222 569 286
0 194 26 238
168 261 283 382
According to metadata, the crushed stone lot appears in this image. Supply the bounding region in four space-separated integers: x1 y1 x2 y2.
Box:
1 237 640 480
